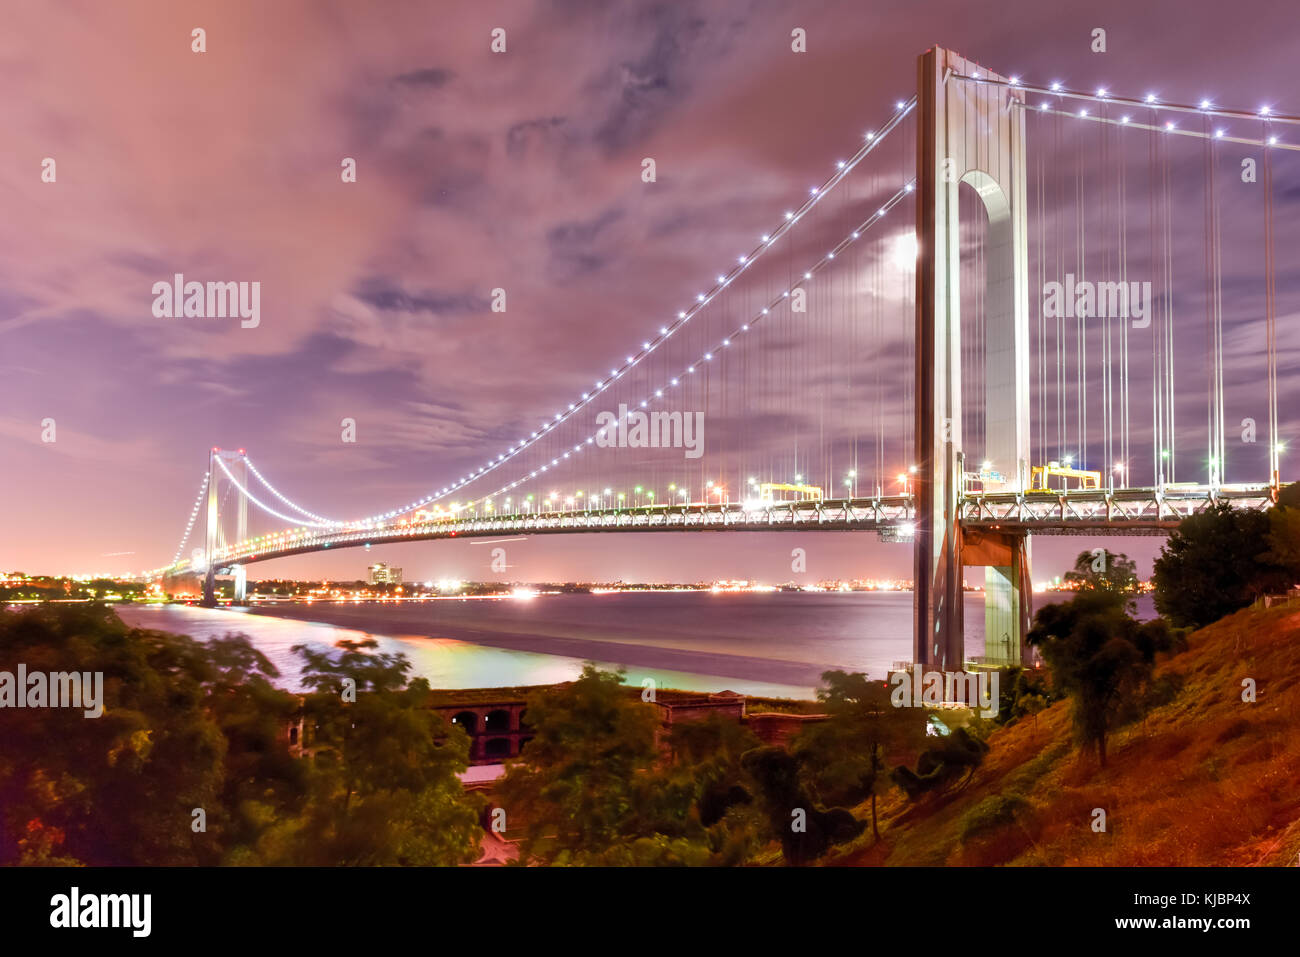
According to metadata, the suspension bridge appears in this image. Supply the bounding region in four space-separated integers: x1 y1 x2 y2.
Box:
141 47 1293 673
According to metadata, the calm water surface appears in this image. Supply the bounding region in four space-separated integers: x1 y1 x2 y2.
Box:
116 592 1155 699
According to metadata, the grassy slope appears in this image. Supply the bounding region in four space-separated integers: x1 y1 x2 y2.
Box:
827 603 1300 866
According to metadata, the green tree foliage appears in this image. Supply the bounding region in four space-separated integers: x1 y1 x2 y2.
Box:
1153 501 1294 628
792 671 928 842
994 665 1055 727
1027 590 1176 767
1064 549 1138 608
891 727 989 800
0 605 482 866
497 665 761 865
666 714 757 828
273 638 482 865
0 604 275 864
1263 482 1300 583
741 746 863 865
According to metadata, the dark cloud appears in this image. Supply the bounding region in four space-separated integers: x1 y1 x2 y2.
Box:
546 207 624 279
351 279 487 316
506 116 569 158
391 67 455 89
590 4 708 152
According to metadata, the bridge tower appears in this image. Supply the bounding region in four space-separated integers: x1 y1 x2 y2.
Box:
913 48 1032 670
201 448 248 607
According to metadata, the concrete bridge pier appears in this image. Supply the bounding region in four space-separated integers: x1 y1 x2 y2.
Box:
963 529 1032 667
913 46 1031 670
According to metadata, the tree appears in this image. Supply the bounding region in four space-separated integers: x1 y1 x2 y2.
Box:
1064 549 1138 609
0 604 235 865
994 665 1055 729
0 606 482 866
1027 590 1174 767
1263 482 1300 584
497 664 706 865
286 638 482 865
792 671 928 841
1153 502 1292 628
741 746 863 865
891 727 989 799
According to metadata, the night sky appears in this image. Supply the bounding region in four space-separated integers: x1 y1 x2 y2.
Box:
2 0 1296 584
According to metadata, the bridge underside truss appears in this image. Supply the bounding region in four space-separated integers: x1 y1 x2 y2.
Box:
158 484 1275 575
962 486 1274 531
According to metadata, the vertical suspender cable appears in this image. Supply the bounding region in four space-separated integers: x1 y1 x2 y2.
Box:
1263 125 1279 486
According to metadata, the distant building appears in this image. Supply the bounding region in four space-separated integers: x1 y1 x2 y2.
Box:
368 562 402 585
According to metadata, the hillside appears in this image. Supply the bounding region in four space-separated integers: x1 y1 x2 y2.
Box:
829 602 1300 866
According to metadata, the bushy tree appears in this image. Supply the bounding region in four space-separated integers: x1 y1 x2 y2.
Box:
792 671 928 841
1153 502 1293 628
499 665 771 865
994 665 1055 728
1263 482 1300 584
0 604 267 865
282 638 482 865
1027 590 1175 767
0 606 482 866
498 665 701 864
891 727 989 799
1064 549 1138 607
741 746 863 865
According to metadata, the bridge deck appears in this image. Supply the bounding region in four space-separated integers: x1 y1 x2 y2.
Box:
156 484 1275 576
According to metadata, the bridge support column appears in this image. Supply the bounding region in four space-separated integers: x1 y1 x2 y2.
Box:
967 532 1032 667
202 447 219 607
913 47 1030 670
232 454 248 604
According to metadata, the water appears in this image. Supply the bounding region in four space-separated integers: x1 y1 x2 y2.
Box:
115 592 1154 700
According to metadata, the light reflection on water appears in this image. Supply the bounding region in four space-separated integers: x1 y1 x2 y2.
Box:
114 601 821 698
115 592 1152 700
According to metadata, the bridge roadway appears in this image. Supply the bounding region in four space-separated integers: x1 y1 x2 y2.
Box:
160 483 1276 577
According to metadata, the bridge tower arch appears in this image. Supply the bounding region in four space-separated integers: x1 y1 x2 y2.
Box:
201 448 249 606
913 48 1032 670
